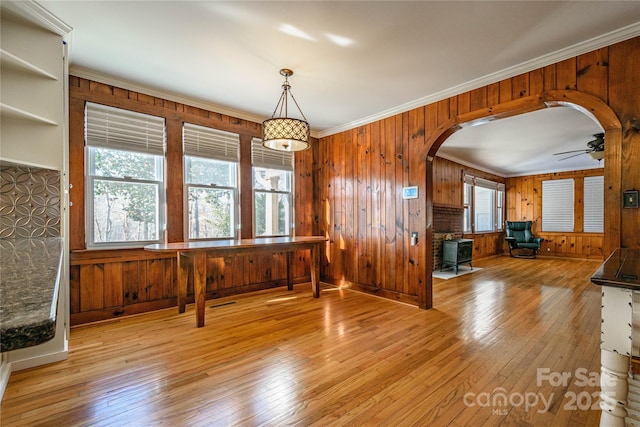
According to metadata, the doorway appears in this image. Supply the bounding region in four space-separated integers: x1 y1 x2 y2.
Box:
424 90 622 309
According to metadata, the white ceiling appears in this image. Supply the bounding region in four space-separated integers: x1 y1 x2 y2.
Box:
32 1 640 176
439 106 604 177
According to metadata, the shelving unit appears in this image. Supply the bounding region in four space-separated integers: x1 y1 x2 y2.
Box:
1 12 65 170
0 0 71 402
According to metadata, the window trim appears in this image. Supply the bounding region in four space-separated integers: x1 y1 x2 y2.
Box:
252 167 293 237
85 147 166 249
183 155 239 240
182 123 241 241
251 138 294 237
84 103 166 249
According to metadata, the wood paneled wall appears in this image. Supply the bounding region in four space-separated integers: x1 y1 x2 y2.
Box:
68 77 316 324
316 37 640 309
433 156 507 259
433 156 503 207
67 36 640 319
506 169 604 259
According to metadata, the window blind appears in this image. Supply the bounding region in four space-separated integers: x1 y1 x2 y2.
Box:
251 138 294 171
542 179 574 232
85 102 165 155
466 175 504 191
475 177 501 190
584 175 604 233
183 123 240 163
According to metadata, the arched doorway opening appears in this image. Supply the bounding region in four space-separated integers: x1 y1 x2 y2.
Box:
422 90 622 309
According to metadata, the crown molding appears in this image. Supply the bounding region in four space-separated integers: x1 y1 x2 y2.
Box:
317 21 640 139
2 0 71 36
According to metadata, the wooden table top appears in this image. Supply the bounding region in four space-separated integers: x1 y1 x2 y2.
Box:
591 248 640 290
145 236 327 253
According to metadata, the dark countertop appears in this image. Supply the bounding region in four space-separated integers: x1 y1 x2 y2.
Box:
0 237 62 352
591 248 640 290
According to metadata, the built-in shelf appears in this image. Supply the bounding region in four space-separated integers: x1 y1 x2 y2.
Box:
0 48 58 80
0 103 58 126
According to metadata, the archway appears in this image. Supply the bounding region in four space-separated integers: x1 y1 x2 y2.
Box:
423 90 622 309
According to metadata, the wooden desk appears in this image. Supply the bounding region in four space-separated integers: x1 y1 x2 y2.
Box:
145 236 326 327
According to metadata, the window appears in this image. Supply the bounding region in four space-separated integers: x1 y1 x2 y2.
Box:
252 139 293 237
183 123 239 240
463 175 505 233
584 176 604 233
463 181 472 232
542 179 574 232
85 102 166 248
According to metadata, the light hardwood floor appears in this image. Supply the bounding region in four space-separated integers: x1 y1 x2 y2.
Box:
1 256 604 426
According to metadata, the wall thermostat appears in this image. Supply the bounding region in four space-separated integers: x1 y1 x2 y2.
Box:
402 186 418 199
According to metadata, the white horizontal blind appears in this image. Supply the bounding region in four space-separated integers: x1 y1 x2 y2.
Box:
584 175 604 233
183 123 240 162
542 179 574 232
85 102 165 154
251 138 294 171
466 176 504 191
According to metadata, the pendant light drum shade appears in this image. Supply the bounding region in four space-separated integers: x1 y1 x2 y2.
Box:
262 68 310 152
262 117 310 151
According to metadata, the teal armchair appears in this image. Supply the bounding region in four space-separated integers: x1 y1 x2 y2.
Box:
505 221 544 258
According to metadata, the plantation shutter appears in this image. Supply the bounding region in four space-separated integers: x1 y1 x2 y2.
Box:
183 123 240 163
542 179 574 232
85 102 165 154
251 138 294 171
583 176 604 233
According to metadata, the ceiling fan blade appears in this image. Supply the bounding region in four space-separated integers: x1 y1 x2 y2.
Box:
553 149 588 155
558 152 587 161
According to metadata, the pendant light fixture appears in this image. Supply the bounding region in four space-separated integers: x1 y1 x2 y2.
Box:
262 68 310 152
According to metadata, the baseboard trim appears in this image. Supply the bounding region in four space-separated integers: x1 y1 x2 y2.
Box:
10 349 68 372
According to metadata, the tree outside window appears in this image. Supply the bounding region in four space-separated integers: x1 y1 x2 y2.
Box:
89 147 163 245
185 156 237 239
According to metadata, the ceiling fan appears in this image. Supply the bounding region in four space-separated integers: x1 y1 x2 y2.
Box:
553 133 605 161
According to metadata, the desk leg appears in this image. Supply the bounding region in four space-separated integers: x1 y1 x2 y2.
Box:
311 244 319 298
193 251 207 328
287 252 293 291
177 252 188 314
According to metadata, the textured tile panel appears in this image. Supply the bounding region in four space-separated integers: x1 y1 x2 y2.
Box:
0 165 60 238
